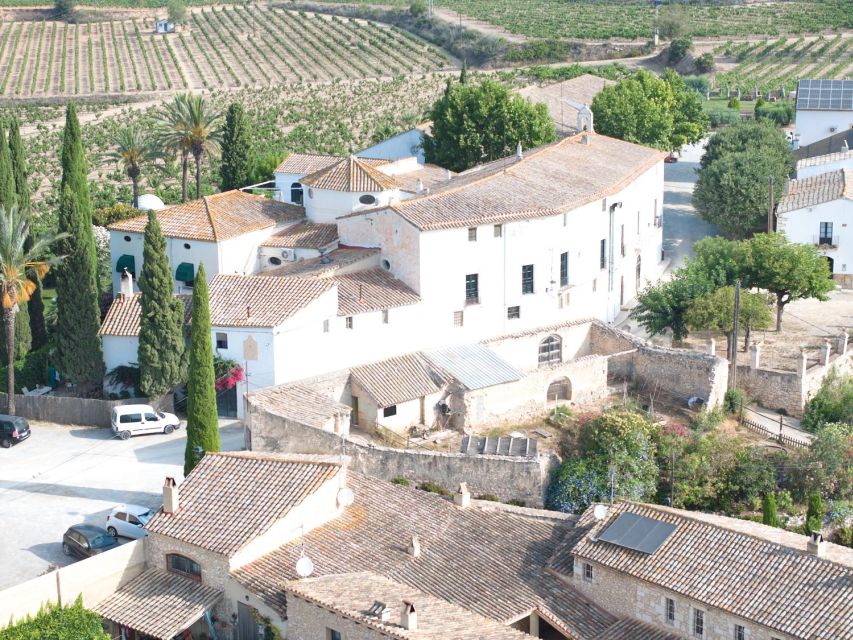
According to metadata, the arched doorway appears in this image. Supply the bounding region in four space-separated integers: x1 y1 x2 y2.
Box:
290 182 304 205
546 377 572 402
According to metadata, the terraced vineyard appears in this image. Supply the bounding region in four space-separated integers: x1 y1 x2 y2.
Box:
715 34 853 95
0 6 451 98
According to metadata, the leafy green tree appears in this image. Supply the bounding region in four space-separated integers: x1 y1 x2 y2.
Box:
0 127 15 210
56 106 104 393
667 37 692 65
545 457 609 513
746 233 834 330
804 423 853 500
806 492 824 533
0 595 109 639
762 492 778 527
694 52 715 73
219 103 250 191
409 0 427 16
137 211 186 398
103 125 157 209
0 205 64 413
185 263 219 475
631 262 718 339
8 119 30 214
802 369 853 433
685 286 772 354
591 69 708 151
53 0 76 21
166 0 186 24
423 79 556 172
699 120 793 172
657 4 686 39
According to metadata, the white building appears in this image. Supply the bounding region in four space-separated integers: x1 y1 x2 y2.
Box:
101 125 665 416
795 79 853 149
155 18 174 34
777 168 853 286
795 148 853 179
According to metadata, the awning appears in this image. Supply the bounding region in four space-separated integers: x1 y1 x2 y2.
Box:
116 255 136 274
94 568 222 640
175 262 195 283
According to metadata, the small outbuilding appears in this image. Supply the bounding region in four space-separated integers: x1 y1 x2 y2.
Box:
155 19 175 34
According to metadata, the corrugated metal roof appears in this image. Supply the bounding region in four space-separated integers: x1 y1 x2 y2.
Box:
424 344 522 390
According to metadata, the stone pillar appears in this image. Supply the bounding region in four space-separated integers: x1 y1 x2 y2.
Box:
750 342 761 370
707 338 716 356
529 611 540 637
822 341 832 367
798 347 808 379
837 332 848 356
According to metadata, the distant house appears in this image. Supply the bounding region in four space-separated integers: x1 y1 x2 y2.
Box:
155 19 175 34
795 79 853 148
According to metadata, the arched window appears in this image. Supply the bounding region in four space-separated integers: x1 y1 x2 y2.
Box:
538 335 562 366
166 554 201 581
290 182 303 205
635 254 642 290
546 377 571 402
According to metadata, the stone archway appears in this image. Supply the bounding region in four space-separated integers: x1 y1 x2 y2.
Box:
546 377 572 402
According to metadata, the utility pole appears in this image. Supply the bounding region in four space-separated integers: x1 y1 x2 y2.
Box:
669 449 675 506
729 280 741 390
768 176 775 233
427 0 433 18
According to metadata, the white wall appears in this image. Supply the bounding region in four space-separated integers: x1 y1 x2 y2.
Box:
796 155 853 178
304 187 400 224
102 335 139 391
273 171 300 204
796 110 853 148
358 128 425 163
780 199 853 273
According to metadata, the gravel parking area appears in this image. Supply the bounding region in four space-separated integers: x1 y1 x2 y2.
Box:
0 419 244 589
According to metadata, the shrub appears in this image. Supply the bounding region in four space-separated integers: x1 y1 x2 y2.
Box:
762 493 778 527
694 52 715 73
682 74 710 95
777 489 794 513
0 595 109 639
802 369 853 432
545 457 609 513
755 102 796 127
409 0 427 17
476 493 499 502
668 37 693 65
418 481 451 497
727 96 741 110
93 203 142 227
691 407 724 432
391 477 409 487
724 388 747 414
0 345 51 394
806 493 825 533
507 498 526 507
833 525 853 547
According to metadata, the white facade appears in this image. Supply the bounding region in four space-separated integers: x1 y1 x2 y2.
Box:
304 186 400 224
779 198 853 275
357 128 426 163
796 151 853 178
102 335 139 393
796 109 853 148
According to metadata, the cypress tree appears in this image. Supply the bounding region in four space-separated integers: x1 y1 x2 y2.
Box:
138 210 186 398
9 118 32 356
184 263 219 475
59 105 92 220
219 102 250 191
8 119 30 213
0 127 15 210
806 492 824 534
761 493 778 527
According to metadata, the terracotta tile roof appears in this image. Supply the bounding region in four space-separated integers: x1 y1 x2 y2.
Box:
777 168 853 213
351 353 443 407
796 148 853 169
250 383 350 429
560 501 853 640
208 274 334 328
146 452 340 556
394 163 455 194
109 191 303 242
231 472 617 639
518 74 615 135
301 156 400 192
286 572 530 640
94 568 222 640
99 294 191 337
334 268 420 316
260 222 339 249
592 619 683 640
275 153 388 175
265 247 380 278
351 133 664 231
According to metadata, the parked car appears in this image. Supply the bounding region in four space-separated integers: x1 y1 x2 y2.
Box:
106 504 154 539
62 524 120 559
111 404 181 440
0 415 30 448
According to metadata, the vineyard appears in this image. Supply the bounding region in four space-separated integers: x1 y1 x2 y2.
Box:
312 0 851 40
714 34 853 95
0 6 451 98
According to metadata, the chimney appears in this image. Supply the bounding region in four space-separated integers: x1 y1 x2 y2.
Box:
581 133 591 146
807 531 825 558
453 482 471 508
445 169 452 181
400 600 417 631
843 139 849 152
163 477 179 514
516 142 523 159
120 268 134 298
415 178 424 194
358 284 363 303
407 534 421 558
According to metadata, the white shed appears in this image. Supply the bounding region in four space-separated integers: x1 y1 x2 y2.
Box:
155 19 175 34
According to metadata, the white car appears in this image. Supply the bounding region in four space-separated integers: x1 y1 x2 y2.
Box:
111 404 181 440
106 504 154 539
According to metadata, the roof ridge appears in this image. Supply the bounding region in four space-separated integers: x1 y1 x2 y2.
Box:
201 195 219 242
209 451 343 466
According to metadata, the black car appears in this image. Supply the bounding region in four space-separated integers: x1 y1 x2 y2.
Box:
0 415 30 448
62 524 120 559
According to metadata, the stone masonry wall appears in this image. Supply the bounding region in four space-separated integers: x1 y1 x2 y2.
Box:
632 346 728 408
287 594 387 640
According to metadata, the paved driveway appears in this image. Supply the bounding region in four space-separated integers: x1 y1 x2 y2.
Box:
0 420 244 590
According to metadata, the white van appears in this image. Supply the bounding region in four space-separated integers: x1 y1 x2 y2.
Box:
111 404 181 440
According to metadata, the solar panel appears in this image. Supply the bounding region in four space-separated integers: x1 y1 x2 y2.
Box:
797 79 853 111
597 512 676 554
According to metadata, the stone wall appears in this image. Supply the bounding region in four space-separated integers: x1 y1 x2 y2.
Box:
287 593 385 640
246 398 556 506
631 345 728 408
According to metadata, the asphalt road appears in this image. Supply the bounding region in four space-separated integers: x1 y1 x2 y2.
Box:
0 420 244 589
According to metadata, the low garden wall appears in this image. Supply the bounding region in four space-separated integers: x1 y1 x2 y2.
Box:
0 393 153 428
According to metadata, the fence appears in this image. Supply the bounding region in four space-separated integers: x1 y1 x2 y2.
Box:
0 393 152 428
740 407 811 449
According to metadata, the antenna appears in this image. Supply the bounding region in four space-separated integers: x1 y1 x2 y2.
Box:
295 525 315 578
593 504 609 520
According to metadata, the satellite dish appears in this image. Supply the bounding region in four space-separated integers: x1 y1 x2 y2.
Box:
593 504 609 520
295 555 314 578
337 487 354 508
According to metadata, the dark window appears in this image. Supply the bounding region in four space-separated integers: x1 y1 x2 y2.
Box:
494 224 503 238
327 630 342 640
269 256 282 266
620 224 625 257
383 405 397 417
183 242 191 250
381 259 391 270
351 397 359 426
560 252 569 287
468 227 477 242
290 182 303 205
453 311 464 327
115 512 127 522
693 609 704 638
507 306 520 320
144 413 158 421
734 625 745 640
636 255 642 290
583 563 593 582
119 413 142 424
123 235 131 242
167 554 201 581
345 317 353 329
666 598 675 624
538 335 562 366
522 264 534 294
600 239 607 269
465 274 479 304
359 194 377 205
820 221 833 244
216 332 228 349
128 514 142 525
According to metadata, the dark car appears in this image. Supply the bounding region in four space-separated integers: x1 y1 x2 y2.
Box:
62 524 120 559
0 415 30 448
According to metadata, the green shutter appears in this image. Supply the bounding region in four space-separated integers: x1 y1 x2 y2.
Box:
115 254 136 274
175 262 195 284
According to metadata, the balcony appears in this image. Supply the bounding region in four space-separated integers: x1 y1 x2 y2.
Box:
813 235 839 249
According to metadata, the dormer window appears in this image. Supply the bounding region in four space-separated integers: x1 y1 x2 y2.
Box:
291 182 303 205
359 194 377 206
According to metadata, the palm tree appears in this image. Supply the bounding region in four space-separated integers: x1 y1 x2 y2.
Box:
0 205 65 414
156 94 193 203
103 125 157 209
183 94 223 199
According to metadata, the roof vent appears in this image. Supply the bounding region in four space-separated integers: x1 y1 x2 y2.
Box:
807 531 826 558
407 534 421 558
445 169 452 181
400 600 417 631
120 268 134 299
367 601 390 623
453 482 471 508
163 477 179 514
416 178 424 194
